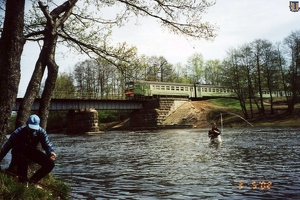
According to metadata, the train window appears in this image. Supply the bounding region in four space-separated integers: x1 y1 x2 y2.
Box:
166 86 170 90
171 86 175 90
161 86 165 90
176 86 180 91
212 89 215 92
185 87 189 91
216 89 219 93
204 88 207 92
180 87 184 91
155 85 160 90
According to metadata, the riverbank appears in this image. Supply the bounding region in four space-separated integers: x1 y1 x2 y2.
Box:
163 99 300 128
0 172 70 200
90 99 300 131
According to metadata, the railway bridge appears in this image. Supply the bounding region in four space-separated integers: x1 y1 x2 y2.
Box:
13 98 143 111
12 98 182 134
13 98 145 134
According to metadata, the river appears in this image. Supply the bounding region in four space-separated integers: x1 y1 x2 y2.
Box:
48 127 299 199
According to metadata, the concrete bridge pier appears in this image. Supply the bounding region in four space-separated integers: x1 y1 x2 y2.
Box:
66 108 101 135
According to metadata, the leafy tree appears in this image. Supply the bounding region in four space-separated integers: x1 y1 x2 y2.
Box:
52 72 76 98
204 59 222 85
15 0 77 129
186 53 205 83
172 62 189 83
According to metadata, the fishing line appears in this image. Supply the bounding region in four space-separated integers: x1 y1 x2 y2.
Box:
210 112 253 140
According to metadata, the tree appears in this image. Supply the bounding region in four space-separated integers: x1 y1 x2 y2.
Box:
250 39 267 115
146 56 174 82
52 72 76 98
204 59 222 85
15 0 77 129
283 30 300 114
5 0 218 131
186 53 205 83
223 48 249 119
0 0 25 140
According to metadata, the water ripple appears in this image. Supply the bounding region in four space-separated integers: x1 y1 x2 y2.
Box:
50 127 300 199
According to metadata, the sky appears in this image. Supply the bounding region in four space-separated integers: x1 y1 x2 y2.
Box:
17 0 300 96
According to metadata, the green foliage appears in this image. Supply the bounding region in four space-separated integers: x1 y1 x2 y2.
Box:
98 110 130 123
53 73 76 99
0 172 70 200
98 110 118 123
209 98 243 111
47 111 68 133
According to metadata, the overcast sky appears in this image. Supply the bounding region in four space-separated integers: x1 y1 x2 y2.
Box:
18 0 299 96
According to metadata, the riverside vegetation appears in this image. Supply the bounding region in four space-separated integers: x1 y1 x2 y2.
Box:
0 172 70 200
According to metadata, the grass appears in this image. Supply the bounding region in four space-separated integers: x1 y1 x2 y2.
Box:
208 98 300 127
209 98 242 110
0 172 70 200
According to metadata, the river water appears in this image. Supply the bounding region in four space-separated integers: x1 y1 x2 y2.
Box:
48 127 300 199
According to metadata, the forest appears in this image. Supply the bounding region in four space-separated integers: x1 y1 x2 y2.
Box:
53 34 300 119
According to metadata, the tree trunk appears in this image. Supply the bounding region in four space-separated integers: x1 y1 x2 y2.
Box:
16 27 58 129
15 58 47 128
39 50 59 130
0 0 25 142
16 0 76 129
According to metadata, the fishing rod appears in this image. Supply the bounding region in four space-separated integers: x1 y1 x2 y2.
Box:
211 112 254 128
210 112 254 144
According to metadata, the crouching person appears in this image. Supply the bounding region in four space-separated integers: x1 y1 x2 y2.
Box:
0 114 57 185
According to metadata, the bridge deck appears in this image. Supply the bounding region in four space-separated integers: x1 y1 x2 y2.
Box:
13 98 143 111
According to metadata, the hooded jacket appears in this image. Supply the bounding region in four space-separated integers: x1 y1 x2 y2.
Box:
0 125 54 161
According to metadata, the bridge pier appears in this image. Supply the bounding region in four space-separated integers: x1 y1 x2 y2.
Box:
130 99 159 130
66 108 101 134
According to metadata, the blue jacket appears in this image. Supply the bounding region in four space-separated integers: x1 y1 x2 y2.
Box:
0 126 54 161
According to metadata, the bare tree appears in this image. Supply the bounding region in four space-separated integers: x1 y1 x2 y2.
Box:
223 49 249 119
284 31 300 114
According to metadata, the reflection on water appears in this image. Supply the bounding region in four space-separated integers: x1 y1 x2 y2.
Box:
49 127 300 199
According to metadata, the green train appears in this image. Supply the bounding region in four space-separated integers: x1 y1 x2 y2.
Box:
125 81 236 99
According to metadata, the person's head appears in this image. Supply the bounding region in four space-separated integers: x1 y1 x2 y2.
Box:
27 114 40 132
211 122 217 128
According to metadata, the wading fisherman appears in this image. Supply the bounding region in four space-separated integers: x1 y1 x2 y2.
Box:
208 122 222 144
0 114 57 186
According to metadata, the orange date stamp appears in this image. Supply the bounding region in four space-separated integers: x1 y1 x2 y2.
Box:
238 181 273 189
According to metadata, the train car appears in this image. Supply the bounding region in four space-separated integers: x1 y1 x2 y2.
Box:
125 81 151 99
125 80 236 99
195 84 236 98
146 81 192 98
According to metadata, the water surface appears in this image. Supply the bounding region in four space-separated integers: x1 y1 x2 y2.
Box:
49 127 300 199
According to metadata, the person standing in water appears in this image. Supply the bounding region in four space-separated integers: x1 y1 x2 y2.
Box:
208 122 222 143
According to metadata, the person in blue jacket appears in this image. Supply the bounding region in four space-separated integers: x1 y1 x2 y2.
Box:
0 114 57 184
